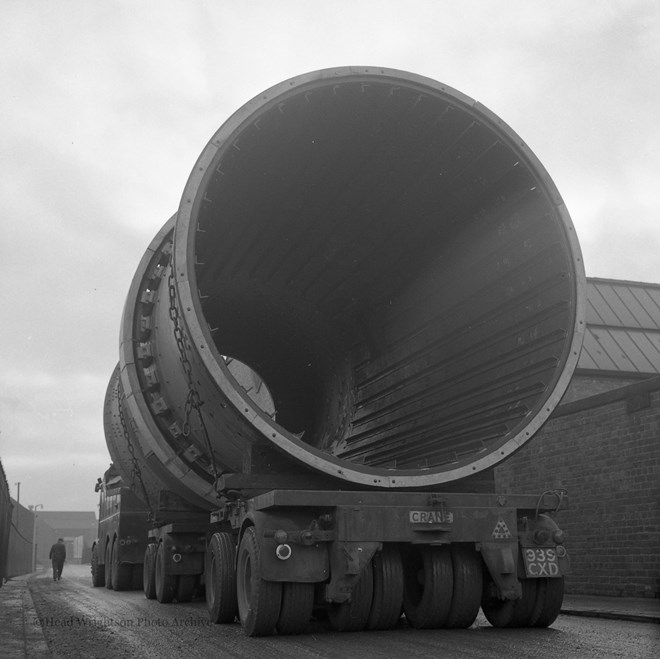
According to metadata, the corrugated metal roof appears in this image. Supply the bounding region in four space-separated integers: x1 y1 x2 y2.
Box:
579 278 660 375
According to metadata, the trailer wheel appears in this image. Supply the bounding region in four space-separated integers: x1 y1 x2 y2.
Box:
402 545 453 629
445 544 482 628
514 579 541 626
206 532 238 623
277 582 314 635
327 564 374 632
529 577 564 627
175 575 197 603
91 545 105 587
143 544 157 599
367 544 404 630
155 542 177 604
111 537 133 591
236 526 282 636
104 542 113 590
131 564 143 591
482 577 537 627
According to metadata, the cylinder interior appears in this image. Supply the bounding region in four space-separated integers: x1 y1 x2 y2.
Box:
192 76 577 472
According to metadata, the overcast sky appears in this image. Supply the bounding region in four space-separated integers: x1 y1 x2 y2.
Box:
1 1 658 514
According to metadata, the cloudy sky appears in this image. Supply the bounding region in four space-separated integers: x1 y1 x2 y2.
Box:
1 1 658 514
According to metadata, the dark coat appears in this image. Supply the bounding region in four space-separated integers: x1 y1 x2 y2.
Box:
49 541 66 561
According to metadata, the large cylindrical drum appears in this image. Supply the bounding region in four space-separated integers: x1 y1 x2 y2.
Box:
110 67 585 506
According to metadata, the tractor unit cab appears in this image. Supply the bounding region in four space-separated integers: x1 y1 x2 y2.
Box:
91 465 149 591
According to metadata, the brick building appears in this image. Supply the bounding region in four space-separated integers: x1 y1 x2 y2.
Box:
496 278 660 598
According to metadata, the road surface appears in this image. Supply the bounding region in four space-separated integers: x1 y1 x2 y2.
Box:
28 564 658 658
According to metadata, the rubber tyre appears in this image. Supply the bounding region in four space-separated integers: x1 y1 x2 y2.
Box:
206 532 238 624
402 545 453 629
327 565 374 632
445 544 483 628
277 582 314 635
514 579 541 627
530 577 564 627
91 545 105 587
482 578 537 628
110 538 133 591
131 564 144 591
143 544 157 599
155 542 177 604
104 542 113 590
367 544 404 630
176 575 197 603
236 527 282 636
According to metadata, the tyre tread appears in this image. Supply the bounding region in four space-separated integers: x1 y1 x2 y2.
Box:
367 544 404 630
328 566 374 632
206 532 238 623
91 545 105 588
236 527 281 636
403 546 453 629
277 582 314 635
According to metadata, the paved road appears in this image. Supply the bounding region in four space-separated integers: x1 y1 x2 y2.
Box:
27 565 658 658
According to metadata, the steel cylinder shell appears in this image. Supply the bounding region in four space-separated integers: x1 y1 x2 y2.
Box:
108 67 585 505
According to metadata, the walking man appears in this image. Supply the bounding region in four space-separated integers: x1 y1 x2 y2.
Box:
49 538 66 581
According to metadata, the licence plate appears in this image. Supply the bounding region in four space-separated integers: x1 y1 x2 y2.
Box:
522 547 560 578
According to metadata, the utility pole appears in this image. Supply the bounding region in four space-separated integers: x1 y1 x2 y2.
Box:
30 504 44 572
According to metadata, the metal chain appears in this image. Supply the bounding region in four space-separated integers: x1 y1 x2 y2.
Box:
168 271 219 484
117 392 153 519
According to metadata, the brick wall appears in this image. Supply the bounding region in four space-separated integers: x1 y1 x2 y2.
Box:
0 461 10 582
495 377 660 598
561 374 643 403
6 500 34 577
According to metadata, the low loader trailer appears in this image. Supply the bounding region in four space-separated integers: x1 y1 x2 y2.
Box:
138 487 569 635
